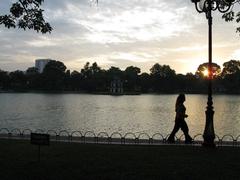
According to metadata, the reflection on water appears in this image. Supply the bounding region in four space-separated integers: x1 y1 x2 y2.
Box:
0 93 239 137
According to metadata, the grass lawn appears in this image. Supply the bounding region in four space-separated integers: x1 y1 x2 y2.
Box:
0 139 240 180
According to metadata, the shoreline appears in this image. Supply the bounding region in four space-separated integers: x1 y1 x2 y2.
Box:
0 90 240 95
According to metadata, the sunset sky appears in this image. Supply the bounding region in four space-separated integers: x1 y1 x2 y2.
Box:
0 0 240 74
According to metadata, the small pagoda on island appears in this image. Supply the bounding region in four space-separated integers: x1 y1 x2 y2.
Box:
109 77 123 95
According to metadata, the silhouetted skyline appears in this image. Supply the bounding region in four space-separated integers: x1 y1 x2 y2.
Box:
1 60 239 94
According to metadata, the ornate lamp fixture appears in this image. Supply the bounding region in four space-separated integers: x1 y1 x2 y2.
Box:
192 0 235 14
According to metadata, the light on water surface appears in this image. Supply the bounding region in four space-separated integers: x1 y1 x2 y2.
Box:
0 93 239 137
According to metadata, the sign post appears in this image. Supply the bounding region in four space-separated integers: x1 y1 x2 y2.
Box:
31 133 50 162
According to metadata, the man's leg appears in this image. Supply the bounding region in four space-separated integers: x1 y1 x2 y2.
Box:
167 122 181 143
181 120 192 143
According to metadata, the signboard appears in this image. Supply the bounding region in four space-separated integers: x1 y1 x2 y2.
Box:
31 133 50 146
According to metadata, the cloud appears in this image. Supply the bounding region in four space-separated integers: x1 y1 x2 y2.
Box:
0 0 239 74
230 49 240 59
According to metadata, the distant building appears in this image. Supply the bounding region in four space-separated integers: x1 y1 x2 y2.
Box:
110 77 123 94
35 59 54 73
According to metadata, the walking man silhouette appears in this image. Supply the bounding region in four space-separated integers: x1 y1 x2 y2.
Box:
167 94 193 144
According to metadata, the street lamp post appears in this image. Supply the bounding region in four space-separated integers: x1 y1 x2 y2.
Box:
191 0 235 147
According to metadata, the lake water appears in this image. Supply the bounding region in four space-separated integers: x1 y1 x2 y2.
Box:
0 93 240 137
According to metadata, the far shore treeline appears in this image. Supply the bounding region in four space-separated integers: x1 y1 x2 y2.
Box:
0 60 240 94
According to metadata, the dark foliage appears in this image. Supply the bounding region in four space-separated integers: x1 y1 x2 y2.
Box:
196 62 221 78
0 60 240 94
41 60 67 90
0 0 52 33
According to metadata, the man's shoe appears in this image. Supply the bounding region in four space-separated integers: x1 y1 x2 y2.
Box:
167 138 175 144
185 138 193 144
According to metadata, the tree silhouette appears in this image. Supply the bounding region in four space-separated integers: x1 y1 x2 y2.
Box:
0 70 10 90
196 62 221 78
70 71 83 91
0 0 52 33
107 66 123 78
124 66 141 91
139 72 151 92
221 60 240 77
150 63 175 78
25 67 40 89
221 60 240 93
42 60 67 90
9 70 27 90
150 63 176 92
26 67 39 75
80 62 106 92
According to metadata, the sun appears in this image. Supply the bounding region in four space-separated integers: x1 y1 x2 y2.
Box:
202 69 209 77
